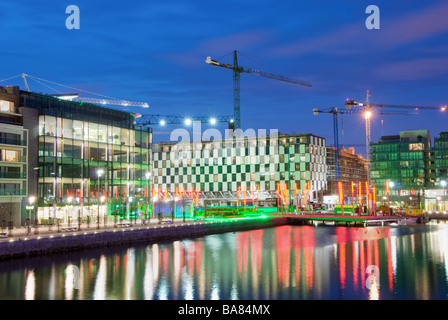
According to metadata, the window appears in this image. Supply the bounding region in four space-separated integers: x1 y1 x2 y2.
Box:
0 100 14 112
409 143 423 151
1 150 19 162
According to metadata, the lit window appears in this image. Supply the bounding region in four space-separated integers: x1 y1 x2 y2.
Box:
0 100 13 112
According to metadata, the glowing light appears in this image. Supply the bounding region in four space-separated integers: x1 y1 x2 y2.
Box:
160 120 166 126
364 110 372 119
185 118 192 125
210 118 216 125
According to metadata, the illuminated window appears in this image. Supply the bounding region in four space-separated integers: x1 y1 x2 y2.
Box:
1 150 19 162
0 100 13 112
409 143 423 151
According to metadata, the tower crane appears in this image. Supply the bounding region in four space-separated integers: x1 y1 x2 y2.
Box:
313 106 409 180
2 73 149 108
345 90 447 183
206 50 311 131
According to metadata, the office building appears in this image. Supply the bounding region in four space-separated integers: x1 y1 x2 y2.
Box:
152 133 327 206
1 86 152 226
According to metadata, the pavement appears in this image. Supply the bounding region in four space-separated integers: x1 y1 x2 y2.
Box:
0 217 208 242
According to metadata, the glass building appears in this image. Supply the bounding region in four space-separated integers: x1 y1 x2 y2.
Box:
370 130 448 211
18 89 152 225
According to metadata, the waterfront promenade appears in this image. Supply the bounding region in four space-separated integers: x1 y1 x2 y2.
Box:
0 215 288 259
1 211 446 260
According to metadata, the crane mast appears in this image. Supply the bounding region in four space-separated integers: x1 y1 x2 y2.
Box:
233 51 242 130
365 90 372 184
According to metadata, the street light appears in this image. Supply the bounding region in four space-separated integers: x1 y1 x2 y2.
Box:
387 181 394 216
101 196 106 227
97 169 104 229
27 196 35 235
146 172 151 222
67 196 73 227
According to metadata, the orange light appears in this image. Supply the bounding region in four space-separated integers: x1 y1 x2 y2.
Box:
338 181 344 205
358 182 362 205
364 110 372 119
373 182 376 204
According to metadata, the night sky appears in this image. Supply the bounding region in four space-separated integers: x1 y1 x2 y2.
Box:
1 1 447 154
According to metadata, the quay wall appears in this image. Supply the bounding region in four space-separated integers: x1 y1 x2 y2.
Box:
0 217 287 260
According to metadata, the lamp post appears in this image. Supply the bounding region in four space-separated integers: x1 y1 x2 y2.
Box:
129 196 134 225
67 196 73 227
101 196 106 227
97 169 104 229
27 196 35 235
388 181 394 216
146 172 151 223
289 156 295 213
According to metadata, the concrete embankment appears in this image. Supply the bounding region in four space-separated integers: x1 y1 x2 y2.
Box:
0 217 287 260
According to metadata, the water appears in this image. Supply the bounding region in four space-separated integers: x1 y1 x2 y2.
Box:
1 221 448 300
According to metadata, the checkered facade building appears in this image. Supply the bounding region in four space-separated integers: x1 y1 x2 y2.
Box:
152 133 327 200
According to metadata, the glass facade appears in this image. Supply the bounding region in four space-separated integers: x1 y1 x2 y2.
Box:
21 91 152 224
371 130 448 211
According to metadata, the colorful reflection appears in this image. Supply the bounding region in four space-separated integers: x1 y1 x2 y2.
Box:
1 222 448 299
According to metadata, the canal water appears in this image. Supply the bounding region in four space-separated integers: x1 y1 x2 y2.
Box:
1 221 448 300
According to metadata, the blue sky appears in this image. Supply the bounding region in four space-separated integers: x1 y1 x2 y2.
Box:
1 0 447 153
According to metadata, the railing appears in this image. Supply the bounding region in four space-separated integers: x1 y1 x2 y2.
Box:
0 189 26 196
0 156 26 163
0 137 27 146
0 172 26 179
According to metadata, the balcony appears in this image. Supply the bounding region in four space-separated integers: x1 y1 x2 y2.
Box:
0 137 27 146
0 189 26 196
0 172 26 179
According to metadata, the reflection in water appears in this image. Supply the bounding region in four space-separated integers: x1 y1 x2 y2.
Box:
93 255 107 300
2 222 448 300
24 270 35 300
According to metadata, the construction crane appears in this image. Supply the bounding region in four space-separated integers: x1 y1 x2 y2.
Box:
2 73 149 108
313 106 409 180
205 50 311 131
345 90 447 183
134 114 234 126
